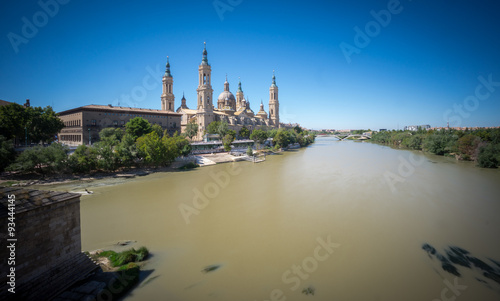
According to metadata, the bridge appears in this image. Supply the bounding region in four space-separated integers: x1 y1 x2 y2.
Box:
332 134 371 141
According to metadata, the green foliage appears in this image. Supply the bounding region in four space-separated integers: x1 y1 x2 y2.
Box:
69 144 98 173
372 128 500 168
125 117 152 140
222 134 234 152
457 134 481 160
185 121 199 139
100 247 149 267
424 132 458 156
99 128 124 142
273 128 293 148
0 103 29 140
0 136 15 172
7 143 69 174
0 103 63 144
27 106 64 144
171 132 191 157
116 134 138 167
179 162 199 170
152 124 163 138
246 146 253 156
239 126 250 139
206 121 228 138
250 129 268 145
477 144 499 168
293 125 303 134
136 132 186 166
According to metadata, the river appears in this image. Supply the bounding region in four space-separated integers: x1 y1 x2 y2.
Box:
42 136 500 300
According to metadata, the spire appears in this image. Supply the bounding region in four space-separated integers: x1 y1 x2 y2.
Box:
260 100 264 109
165 56 172 77
182 91 186 100
224 74 229 91
271 70 277 87
237 77 243 92
201 42 208 65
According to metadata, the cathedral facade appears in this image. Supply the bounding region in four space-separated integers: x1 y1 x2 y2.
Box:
161 43 280 140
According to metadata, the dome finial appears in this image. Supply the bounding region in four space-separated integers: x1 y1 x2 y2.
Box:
165 56 172 77
238 77 243 92
202 42 208 65
271 70 277 87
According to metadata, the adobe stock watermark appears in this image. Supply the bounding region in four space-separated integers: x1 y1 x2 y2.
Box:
443 74 500 127
112 64 164 108
179 163 242 224
432 277 467 301
213 0 243 21
340 0 405 64
257 235 340 301
7 0 71 54
384 152 424 193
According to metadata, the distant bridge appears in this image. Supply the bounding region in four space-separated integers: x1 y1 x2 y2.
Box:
332 134 371 141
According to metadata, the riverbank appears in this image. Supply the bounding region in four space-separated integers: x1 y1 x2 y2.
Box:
53 245 150 301
0 151 283 187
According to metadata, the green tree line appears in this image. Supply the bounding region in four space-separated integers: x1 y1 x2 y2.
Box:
204 121 316 150
371 128 500 168
3 117 191 174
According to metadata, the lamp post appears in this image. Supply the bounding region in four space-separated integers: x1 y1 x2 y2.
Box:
88 128 91 145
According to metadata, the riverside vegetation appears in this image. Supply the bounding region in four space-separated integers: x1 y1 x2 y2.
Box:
1 115 315 175
371 128 500 168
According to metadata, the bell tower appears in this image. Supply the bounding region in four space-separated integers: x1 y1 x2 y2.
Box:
196 42 214 139
269 71 279 127
161 56 175 111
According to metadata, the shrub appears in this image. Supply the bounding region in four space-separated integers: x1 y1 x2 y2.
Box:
477 144 499 168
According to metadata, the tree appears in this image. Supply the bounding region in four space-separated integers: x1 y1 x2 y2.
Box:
69 144 98 173
125 117 152 140
246 146 253 156
0 103 29 140
0 104 63 145
152 124 163 138
227 129 236 140
222 134 234 152
293 125 303 134
273 128 293 148
239 126 250 139
27 106 64 144
477 144 499 168
206 121 228 138
94 133 120 171
250 129 268 145
7 143 69 174
136 131 165 167
185 121 199 140
99 128 124 142
0 136 15 172
457 134 481 160
171 133 192 157
116 133 138 167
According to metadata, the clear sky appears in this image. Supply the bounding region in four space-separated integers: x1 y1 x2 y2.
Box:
1 0 499 130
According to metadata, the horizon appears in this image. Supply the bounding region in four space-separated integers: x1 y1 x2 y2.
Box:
1 0 499 130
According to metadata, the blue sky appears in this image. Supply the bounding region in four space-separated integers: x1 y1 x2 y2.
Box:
1 0 499 130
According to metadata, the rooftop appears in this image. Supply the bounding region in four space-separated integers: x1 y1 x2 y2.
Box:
59 104 182 116
0 187 80 217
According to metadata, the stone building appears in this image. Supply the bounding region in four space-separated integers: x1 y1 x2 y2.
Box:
174 43 280 140
0 187 98 301
58 104 181 146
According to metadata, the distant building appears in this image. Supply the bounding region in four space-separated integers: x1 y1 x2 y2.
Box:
404 125 431 131
172 43 280 140
57 104 181 146
379 129 387 132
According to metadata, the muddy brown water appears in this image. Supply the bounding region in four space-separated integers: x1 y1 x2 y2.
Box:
38 137 500 300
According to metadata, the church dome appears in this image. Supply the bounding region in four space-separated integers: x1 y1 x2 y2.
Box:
218 90 236 102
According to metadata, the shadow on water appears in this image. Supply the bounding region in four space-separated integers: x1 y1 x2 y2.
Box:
422 243 500 290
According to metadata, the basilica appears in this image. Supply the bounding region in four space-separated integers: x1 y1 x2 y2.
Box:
161 42 280 140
